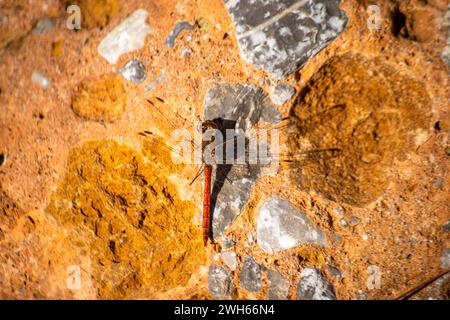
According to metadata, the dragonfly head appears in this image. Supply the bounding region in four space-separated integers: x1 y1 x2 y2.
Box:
201 120 218 133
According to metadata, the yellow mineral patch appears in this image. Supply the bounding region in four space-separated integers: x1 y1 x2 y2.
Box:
65 0 121 29
46 139 205 299
297 248 326 265
71 74 126 122
290 53 432 207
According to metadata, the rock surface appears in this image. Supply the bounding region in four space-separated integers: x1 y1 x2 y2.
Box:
0 0 448 300
119 59 147 84
221 251 238 271
98 9 151 64
296 268 336 300
208 265 233 298
267 269 290 300
240 255 262 292
257 196 327 253
224 0 348 78
271 83 296 105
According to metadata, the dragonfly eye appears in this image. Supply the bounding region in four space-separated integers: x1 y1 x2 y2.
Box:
201 120 218 132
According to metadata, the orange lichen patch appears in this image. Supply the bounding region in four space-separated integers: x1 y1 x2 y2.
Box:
289 53 432 207
71 74 126 122
46 139 205 299
64 0 121 29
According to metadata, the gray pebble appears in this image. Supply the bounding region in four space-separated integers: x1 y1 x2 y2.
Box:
208 265 233 299
297 268 336 300
221 251 238 271
348 216 361 227
240 255 261 292
119 60 147 84
267 269 290 300
257 196 327 253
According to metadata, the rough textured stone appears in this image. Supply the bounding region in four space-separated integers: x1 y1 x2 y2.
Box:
98 9 151 64
257 196 327 253
208 265 233 298
224 0 348 78
203 83 281 240
221 251 238 271
271 83 296 105
119 59 147 84
240 255 261 292
296 268 336 300
267 269 290 300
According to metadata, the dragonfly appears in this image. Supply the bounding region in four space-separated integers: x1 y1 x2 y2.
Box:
138 92 341 246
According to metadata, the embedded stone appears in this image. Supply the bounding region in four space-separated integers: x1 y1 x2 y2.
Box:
297 268 336 300
119 59 146 84
271 83 296 105
208 265 233 298
224 0 348 78
240 255 261 292
221 251 238 271
267 269 290 300
98 9 151 64
257 196 327 253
